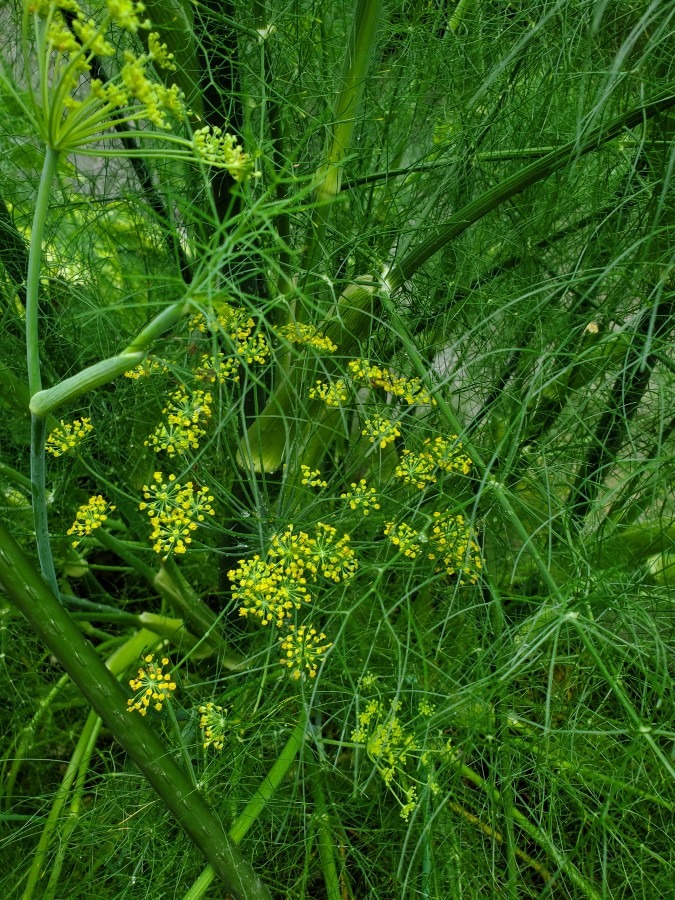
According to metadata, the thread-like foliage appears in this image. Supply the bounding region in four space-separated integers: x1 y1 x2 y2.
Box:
0 1 674 897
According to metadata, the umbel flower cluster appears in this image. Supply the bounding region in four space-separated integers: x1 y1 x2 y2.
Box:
189 306 271 384
25 0 255 178
127 653 176 715
229 522 357 626
67 494 115 546
139 472 215 557
227 522 353 679
45 417 93 456
310 357 436 411
351 684 450 821
145 388 212 456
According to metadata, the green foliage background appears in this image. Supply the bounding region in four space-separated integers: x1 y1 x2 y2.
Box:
0 0 674 897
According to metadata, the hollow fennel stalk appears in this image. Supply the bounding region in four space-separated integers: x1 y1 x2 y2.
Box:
26 145 60 596
0 524 271 900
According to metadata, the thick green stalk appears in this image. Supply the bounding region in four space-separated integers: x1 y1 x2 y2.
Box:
26 146 60 594
308 752 342 900
29 300 190 416
300 0 383 289
385 92 675 292
30 414 58 595
26 146 58 397
183 715 308 900
0 524 271 900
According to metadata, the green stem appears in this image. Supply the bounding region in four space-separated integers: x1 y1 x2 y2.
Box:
26 146 60 594
23 710 102 900
29 300 189 416
0 461 33 493
300 0 383 293
31 414 58 596
308 750 342 900
26 145 58 397
0 525 271 900
183 715 308 900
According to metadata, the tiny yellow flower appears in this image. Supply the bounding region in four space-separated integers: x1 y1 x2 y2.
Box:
383 520 422 558
279 624 332 680
127 653 176 715
308 378 349 407
139 472 215 558
198 702 227 751
276 323 338 353
394 449 436 489
361 414 401 450
300 465 328 489
340 479 381 515
193 126 256 181
46 418 93 457
67 495 115 547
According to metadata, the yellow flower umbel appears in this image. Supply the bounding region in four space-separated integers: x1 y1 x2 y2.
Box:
190 307 270 383
67 494 115 546
308 378 349 408
276 323 338 354
192 126 256 181
306 523 358 582
230 521 358 626
423 436 472 475
348 359 436 406
351 699 418 820
362 414 401 450
383 520 422 558
127 653 176 715
145 388 212 456
229 554 310 627
198 702 227 751
427 511 482 584
279 624 332 680
300 465 328 489
139 472 215 558
26 0 183 149
340 479 381 516
45 417 93 456
394 450 437 489
123 357 168 379
23 1 256 175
